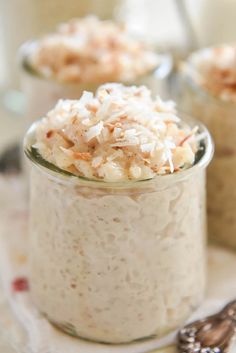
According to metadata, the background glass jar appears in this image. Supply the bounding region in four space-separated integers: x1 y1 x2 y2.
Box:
0 0 121 89
24 116 213 344
178 63 236 250
19 41 173 122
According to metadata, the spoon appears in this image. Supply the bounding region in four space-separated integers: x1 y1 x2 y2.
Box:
177 300 236 353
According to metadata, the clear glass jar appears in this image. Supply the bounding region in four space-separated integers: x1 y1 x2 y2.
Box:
24 117 213 344
0 0 121 89
19 41 173 121
179 62 236 250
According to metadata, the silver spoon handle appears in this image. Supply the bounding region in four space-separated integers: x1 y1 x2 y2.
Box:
177 300 236 353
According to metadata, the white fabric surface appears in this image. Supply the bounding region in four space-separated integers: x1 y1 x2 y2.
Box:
0 175 236 353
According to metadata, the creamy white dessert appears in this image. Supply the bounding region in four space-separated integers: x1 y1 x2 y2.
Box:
34 84 200 181
182 45 236 101
29 16 159 84
180 45 236 249
20 17 172 120
25 84 213 343
1 0 119 87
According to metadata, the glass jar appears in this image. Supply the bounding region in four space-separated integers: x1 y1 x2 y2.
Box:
0 0 121 89
24 117 213 344
19 41 173 121
179 61 236 250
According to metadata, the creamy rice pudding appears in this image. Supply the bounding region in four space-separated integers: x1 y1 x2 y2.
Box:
20 16 172 119
180 45 236 249
24 83 213 343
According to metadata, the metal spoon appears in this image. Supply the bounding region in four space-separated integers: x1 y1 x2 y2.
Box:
177 301 236 353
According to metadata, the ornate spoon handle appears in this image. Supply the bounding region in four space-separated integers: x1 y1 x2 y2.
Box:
177 300 236 353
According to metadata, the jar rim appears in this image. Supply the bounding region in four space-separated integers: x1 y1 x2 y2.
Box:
18 40 173 86
181 47 236 107
24 113 214 190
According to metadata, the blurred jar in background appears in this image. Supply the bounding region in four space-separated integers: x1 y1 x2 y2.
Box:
2 0 236 92
179 45 236 250
0 0 120 90
19 17 172 121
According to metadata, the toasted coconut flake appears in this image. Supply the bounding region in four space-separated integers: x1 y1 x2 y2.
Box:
140 142 155 154
129 164 142 179
167 153 174 173
81 118 91 126
74 160 94 178
91 156 103 169
73 152 92 161
80 91 94 104
35 83 201 181
30 16 159 83
113 127 122 138
107 150 124 162
98 162 125 182
178 127 198 146
184 44 236 101
85 121 104 142
111 138 139 147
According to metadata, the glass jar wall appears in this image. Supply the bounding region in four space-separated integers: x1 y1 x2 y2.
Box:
24 117 213 343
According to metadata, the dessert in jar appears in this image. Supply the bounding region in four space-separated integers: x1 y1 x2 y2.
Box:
19 16 172 120
179 45 236 250
24 83 213 344
0 0 120 88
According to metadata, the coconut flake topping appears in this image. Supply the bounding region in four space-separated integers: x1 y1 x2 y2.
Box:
184 45 236 101
29 16 159 84
34 83 200 182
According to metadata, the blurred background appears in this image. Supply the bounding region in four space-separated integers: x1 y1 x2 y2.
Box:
0 0 235 171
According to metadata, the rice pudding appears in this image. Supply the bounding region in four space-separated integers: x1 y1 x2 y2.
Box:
24 83 213 343
20 16 172 119
179 45 236 249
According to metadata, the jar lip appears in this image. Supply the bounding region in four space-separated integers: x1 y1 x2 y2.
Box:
181 48 236 107
24 113 214 189
18 40 173 86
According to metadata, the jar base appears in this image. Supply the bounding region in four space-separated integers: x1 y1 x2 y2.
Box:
45 314 172 346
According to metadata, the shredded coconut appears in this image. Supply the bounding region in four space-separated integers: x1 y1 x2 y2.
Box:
183 44 236 102
29 16 159 84
34 83 200 181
